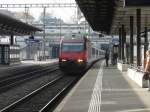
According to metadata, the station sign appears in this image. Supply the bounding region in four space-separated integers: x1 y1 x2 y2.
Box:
25 38 40 44
125 0 150 7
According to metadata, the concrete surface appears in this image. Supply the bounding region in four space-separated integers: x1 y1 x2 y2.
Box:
127 68 148 88
21 59 58 65
117 63 129 71
0 59 58 71
54 61 150 112
54 60 103 112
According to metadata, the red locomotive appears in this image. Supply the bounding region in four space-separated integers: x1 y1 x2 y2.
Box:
59 34 91 73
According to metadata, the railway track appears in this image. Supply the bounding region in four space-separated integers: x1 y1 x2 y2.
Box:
0 63 58 80
0 59 102 112
0 75 79 112
0 64 59 93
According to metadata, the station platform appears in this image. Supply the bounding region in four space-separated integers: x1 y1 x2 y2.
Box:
54 60 150 112
0 59 58 70
21 59 58 65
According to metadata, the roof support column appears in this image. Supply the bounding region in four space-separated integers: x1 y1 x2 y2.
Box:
130 16 134 64
124 31 127 63
43 7 46 60
136 9 141 66
144 27 148 60
119 28 122 60
10 35 14 45
121 24 125 63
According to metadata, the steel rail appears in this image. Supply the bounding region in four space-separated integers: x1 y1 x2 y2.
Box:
0 63 58 80
0 64 58 84
0 75 64 112
0 58 103 112
39 76 78 112
0 64 59 92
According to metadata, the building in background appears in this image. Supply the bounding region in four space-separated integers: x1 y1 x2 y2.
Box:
0 9 104 60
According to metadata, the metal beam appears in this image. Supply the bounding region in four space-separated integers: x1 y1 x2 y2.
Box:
136 9 141 66
0 3 77 8
10 35 14 45
121 24 125 62
144 27 148 60
130 16 134 64
119 28 121 60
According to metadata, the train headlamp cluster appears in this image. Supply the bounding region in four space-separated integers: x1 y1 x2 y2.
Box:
61 58 84 63
77 59 84 63
61 59 67 62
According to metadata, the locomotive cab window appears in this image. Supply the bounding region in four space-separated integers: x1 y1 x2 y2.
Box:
62 43 84 52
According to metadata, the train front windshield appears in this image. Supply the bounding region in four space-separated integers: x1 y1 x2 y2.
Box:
62 43 84 52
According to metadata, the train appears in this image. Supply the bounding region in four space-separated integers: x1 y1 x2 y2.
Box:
59 34 105 74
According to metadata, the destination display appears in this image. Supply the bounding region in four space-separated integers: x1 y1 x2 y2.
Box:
125 0 150 6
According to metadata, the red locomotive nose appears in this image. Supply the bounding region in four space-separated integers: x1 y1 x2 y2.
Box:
60 51 87 62
59 35 91 74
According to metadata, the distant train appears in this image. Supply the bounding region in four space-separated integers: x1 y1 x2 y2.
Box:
59 34 105 73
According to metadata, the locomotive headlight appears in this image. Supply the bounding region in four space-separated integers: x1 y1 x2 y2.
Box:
77 59 83 63
62 59 67 62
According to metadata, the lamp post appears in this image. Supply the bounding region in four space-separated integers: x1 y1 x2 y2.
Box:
60 17 62 41
43 7 46 60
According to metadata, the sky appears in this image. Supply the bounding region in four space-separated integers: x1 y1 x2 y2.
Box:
0 0 77 23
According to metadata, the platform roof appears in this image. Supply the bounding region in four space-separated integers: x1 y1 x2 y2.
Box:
75 0 116 34
76 0 150 35
111 0 150 35
0 13 42 36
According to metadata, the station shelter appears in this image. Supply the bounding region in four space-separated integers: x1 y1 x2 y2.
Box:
0 44 20 65
0 13 41 65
